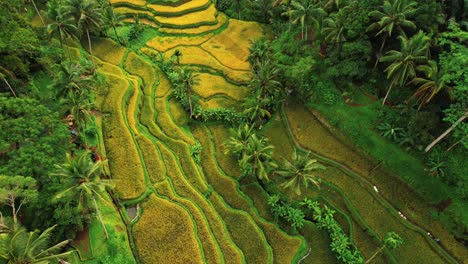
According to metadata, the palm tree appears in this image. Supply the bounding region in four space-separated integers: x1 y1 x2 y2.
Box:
380 31 431 105
408 60 450 110
367 0 417 55
177 68 200 117
52 60 96 98
282 0 326 40
63 0 104 68
64 90 95 132
47 1 78 50
365 232 403 263
0 225 72 264
275 151 326 195
242 92 272 127
103 5 124 44
240 134 276 182
249 59 283 100
247 39 271 67
224 124 255 159
321 9 347 53
51 151 113 239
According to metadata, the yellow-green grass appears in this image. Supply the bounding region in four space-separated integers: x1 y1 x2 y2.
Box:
156 143 246 263
153 181 246 264
198 96 239 111
135 135 166 183
155 97 194 144
123 52 157 95
133 194 204 264
284 102 373 174
239 184 273 222
319 187 385 262
146 33 214 52
154 180 223 264
154 67 172 98
261 113 296 163
147 0 211 13
168 97 189 126
208 124 241 179
111 0 146 5
323 167 449 263
163 46 252 83
91 38 126 65
99 72 146 199
155 4 217 27
159 12 228 35
192 124 304 263
64 45 81 61
193 73 249 101
300 222 337 264
209 194 273 264
113 7 155 18
284 103 467 260
123 17 158 28
125 76 141 135
201 19 264 71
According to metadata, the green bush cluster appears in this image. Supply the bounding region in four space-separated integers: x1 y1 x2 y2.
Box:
268 195 364 264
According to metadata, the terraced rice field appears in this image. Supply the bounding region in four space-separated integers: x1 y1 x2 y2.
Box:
92 1 466 263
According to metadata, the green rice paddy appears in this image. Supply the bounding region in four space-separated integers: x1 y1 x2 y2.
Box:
82 1 466 263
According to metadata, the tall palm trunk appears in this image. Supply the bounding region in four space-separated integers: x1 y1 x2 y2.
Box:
374 32 388 68
365 246 385 263
2 77 17 98
382 84 394 106
86 29 96 69
112 25 121 43
93 196 109 239
425 111 468 152
31 0 45 26
187 85 193 117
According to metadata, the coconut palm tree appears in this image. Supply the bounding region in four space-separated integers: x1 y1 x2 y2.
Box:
380 31 431 105
365 232 403 263
47 1 78 50
249 59 283 100
321 8 347 53
63 0 104 68
240 134 276 182
224 124 255 159
103 5 124 43
64 90 95 132
282 0 326 40
52 60 96 98
177 68 200 117
275 151 326 195
367 0 417 55
242 91 272 127
409 60 450 110
247 39 271 67
0 225 72 264
51 151 113 239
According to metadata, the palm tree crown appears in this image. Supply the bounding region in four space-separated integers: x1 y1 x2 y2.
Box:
380 31 431 105
51 151 113 239
0 225 72 264
275 151 326 195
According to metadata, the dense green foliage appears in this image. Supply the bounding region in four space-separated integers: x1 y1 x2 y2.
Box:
224 0 468 242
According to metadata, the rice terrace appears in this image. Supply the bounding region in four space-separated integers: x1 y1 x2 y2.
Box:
0 0 467 263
